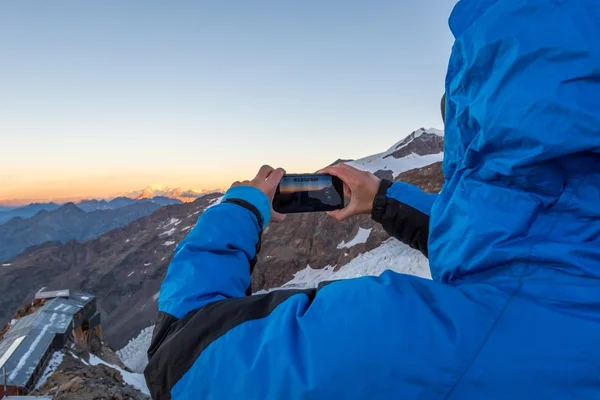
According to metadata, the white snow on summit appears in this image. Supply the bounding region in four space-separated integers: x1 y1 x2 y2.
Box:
348 128 443 178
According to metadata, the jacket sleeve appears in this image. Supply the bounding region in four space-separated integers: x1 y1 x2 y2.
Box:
146 186 271 374
371 179 436 257
157 186 271 320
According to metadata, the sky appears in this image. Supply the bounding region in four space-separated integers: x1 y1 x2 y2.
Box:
0 0 457 203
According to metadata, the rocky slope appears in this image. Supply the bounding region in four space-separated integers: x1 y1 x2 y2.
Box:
32 341 149 399
0 201 162 262
0 129 444 350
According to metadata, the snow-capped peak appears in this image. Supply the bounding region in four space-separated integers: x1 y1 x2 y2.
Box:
348 127 444 179
124 186 215 203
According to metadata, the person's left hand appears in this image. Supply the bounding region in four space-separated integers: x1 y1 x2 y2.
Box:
231 165 286 223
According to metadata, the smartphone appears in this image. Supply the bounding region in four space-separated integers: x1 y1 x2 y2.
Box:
273 174 345 214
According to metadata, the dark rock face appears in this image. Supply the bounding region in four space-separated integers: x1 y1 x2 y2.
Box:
384 128 444 159
327 159 354 167
374 169 394 180
0 163 444 349
0 201 162 262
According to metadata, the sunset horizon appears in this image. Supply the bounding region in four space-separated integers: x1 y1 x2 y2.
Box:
1 1 453 207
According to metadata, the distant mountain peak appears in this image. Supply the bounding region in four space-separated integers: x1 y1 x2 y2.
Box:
59 202 85 214
125 186 213 203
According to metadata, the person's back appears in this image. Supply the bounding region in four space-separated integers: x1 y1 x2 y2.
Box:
144 0 600 398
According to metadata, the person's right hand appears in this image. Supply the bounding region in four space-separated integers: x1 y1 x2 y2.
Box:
320 164 381 222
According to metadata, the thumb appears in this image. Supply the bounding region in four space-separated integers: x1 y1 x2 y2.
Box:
327 206 354 222
271 210 286 223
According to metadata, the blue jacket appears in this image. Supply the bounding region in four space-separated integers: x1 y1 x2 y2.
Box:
145 0 600 398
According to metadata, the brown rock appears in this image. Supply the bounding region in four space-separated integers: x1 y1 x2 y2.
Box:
33 352 148 400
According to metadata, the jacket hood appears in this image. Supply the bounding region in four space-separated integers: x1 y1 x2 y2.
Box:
429 0 600 282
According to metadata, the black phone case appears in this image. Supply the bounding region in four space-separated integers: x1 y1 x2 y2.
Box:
273 174 345 214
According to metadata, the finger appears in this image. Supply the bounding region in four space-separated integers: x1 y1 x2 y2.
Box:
343 182 352 198
320 166 355 184
336 163 361 174
266 168 285 186
256 165 275 181
271 210 286 223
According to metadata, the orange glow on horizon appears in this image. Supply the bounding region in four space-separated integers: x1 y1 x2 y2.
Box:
0 175 233 205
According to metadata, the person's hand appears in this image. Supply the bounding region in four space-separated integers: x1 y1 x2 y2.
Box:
320 164 380 222
231 165 286 223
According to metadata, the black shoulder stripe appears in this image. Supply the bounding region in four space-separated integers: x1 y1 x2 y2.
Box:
147 312 179 360
144 288 316 400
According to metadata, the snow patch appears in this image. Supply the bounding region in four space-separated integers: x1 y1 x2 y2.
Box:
273 239 430 291
71 352 89 366
89 354 149 396
125 239 130 243
35 351 64 389
337 228 372 249
152 291 160 300
144 262 151 267
80 296 90 300
127 271 135 277
160 227 176 237
117 326 154 373
2 263 11 266
207 196 224 209
163 240 176 246
181 225 193 232
165 218 181 227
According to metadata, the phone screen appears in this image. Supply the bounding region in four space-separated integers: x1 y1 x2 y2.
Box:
273 174 344 214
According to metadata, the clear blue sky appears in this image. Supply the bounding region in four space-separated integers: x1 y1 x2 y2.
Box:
0 0 457 202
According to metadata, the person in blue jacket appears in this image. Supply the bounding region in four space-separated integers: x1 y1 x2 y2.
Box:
144 0 600 398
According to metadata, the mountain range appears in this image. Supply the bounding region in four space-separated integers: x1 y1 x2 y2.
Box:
75 196 181 212
0 128 444 351
0 201 163 262
0 203 61 224
0 196 182 225
0 186 213 224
